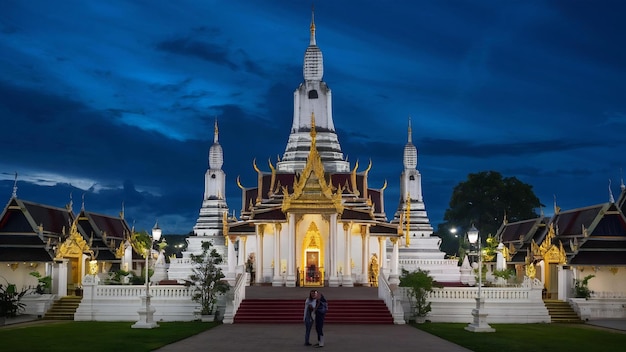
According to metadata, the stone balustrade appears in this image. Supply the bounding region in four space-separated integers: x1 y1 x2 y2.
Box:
75 275 198 322
399 280 549 323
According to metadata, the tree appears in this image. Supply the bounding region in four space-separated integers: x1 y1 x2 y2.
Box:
189 241 230 317
399 269 437 321
437 171 542 256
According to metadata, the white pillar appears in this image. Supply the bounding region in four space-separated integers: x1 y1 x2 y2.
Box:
227 236 237 285
389 237 400 285
329 214 340 287
256 229 264 285
52 259 68 297
558 265 573 301
379 237 387 271
342 222 354 287
286 214 296 287
237 237 245 270
272 223 283 286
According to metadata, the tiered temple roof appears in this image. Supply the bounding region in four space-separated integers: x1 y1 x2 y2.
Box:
497 195 626 266
0 196 139 263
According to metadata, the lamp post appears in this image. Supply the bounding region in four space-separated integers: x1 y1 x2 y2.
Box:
465 225 495 332
132 221 162 329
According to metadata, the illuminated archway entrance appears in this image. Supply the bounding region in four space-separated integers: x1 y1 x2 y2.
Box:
301 222 324 287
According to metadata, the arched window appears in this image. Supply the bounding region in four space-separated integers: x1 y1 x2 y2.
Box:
409 175 415 180
308 90 318 99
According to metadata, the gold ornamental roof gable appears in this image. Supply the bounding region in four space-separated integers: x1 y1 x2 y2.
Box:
531 223 566 264
282 113 343 214
55 217 94 259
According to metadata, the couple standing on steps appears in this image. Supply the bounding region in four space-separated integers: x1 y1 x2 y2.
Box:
304 289 328 347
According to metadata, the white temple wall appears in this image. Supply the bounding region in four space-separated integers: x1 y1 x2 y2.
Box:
0 263 43 291
573 267 626 297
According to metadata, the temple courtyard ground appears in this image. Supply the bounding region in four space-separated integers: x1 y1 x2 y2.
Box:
3 315 626 352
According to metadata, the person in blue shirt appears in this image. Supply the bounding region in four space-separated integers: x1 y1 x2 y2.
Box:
314 291 328 347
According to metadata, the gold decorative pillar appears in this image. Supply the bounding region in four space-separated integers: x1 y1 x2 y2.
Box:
360 225 369 286
378 237 386 270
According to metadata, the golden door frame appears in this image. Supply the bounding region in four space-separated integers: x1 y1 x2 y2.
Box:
301 221 324 287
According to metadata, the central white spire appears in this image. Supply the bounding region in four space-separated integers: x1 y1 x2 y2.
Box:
277 9 349 173
403 117 418 170
303 9 323 82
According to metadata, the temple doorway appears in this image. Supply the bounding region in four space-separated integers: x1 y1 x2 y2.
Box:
301 221 324 287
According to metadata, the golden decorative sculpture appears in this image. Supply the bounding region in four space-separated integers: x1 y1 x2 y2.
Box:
369 254 379 287
281 112 344 214
89 260 98 275
525 262 536 279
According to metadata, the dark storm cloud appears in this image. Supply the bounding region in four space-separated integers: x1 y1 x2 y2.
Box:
420 138 603 158
157 37 238 69
1 0 625 233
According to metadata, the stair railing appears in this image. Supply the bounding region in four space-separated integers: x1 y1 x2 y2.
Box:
223 272 247 324
378 272 405 324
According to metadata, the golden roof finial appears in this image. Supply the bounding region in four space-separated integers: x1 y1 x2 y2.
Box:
310 112 317 145
553 194 560 214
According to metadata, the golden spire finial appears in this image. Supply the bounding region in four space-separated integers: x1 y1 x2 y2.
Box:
553 194 560 214
310 112 317 144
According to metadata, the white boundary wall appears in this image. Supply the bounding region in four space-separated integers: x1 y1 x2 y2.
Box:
569 297 626 320
69 275 580 324
74 275 198 322
400 277 550 323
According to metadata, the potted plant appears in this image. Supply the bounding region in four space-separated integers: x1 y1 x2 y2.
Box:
574 274 595 299
0 280 28 325
189 241 230 321
29 271 52 294
400 269 437 323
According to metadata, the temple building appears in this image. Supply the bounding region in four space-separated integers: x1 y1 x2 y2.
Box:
496 180 626 300
217 12 453 288
0 179 140 296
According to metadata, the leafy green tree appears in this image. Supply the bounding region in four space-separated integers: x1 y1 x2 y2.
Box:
437 171 542 256
189 241 230 317
399 269 438 320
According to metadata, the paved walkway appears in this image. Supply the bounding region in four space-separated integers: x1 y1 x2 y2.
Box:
154 286 472 351
154 323 472 352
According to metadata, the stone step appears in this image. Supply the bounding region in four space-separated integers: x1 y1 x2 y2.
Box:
543 299 583 324
43 296 82 321
235 299 393 324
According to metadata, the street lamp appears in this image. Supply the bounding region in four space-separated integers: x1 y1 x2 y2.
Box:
132 221 162 329
465 225 495 332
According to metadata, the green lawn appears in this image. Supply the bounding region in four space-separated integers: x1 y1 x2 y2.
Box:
414 323 626 352
0 321 216 352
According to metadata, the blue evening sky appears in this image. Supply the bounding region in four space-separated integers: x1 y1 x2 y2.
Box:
1 1 625 234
